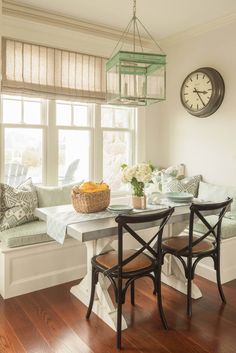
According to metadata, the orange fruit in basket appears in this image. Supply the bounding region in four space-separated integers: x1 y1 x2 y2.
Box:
79 181 109 193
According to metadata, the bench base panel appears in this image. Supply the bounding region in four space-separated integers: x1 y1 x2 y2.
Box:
194 233 236 284
0 238 87 299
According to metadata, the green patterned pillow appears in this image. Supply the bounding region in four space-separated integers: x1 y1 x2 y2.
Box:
162 175 202 197
0 178 38 231
147 164 185 194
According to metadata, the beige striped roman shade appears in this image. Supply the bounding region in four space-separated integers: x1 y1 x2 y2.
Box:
1 38 107 102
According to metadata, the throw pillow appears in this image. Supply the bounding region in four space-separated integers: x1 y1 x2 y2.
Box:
162 175 202 197
198 181 236 211
0 178 38 231
36 181 83 208
147 163 185 194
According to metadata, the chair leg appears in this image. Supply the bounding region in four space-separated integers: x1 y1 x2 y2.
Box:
155 268 168 329
215 254 226 303
187 276 192 317
131 281 135 305
186 257 192 317
117 279 123 350
86 266 97 319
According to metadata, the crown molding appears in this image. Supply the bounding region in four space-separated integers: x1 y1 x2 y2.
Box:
162 12 236 48
2 0 153 48
3 0 236 49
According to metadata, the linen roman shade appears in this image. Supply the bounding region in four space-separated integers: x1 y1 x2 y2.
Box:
1 38 106 102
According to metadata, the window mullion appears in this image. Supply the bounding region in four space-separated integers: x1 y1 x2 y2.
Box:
93 104 103 182
46 100 58 185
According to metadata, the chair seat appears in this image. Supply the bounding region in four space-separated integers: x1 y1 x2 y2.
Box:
95 249 153 272
162 235 214 255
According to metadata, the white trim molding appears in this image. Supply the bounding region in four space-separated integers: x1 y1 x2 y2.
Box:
162 12 236 48
2 0 152 48
3 1 236 49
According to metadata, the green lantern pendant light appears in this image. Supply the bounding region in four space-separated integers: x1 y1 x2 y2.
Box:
106 0 166 106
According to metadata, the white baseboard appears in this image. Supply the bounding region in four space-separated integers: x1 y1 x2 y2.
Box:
0 238 87 299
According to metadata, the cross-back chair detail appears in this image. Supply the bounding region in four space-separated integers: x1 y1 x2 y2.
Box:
86 207 174 350
162 198 233 317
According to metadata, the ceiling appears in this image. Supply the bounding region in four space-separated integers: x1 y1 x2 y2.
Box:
10 0 236 39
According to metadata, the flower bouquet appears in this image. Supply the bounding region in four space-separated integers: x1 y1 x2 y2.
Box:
121 162 153 208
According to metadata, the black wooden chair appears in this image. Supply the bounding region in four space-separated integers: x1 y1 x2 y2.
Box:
162 198 233 317
86 207 174 349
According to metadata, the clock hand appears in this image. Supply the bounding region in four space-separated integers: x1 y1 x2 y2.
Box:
193 89 208 95
193 88 205 107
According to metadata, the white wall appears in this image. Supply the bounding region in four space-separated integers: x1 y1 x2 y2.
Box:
146 21 236 186
2 6 236 186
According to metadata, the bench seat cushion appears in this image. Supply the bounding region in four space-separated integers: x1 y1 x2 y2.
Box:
193 215 236 240
0 221 53 248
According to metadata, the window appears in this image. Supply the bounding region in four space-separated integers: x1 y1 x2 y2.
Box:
0 94 137 193
56 101 92 184
1 95 45 185
101 106 134 192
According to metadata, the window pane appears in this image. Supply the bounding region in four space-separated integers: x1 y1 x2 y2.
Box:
4 128 43 185
101 106 132 128
101 107 113 127
58 130 90 184
56 104 72 126
3 99 22 123
103 131 131 191
24 101 41 124
73 105 88 126
114 109 131 128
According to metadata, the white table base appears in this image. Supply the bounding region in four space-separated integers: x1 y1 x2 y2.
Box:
70 222 202 332
70 237 128 331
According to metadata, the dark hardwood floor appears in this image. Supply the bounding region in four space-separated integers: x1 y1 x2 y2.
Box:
0 276 235 353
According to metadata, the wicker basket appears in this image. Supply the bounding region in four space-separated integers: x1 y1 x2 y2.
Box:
71 187 110 213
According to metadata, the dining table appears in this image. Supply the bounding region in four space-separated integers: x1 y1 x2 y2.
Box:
35 199 209 331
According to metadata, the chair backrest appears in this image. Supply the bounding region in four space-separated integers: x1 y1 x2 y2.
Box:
186 198 233 253
105 208 174 276
4 163 28 186
62 159 80 184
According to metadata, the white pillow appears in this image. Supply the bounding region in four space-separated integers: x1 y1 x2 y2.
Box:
198 181 236 211
36 181 82 208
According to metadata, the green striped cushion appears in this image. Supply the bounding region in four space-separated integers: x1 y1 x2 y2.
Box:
193 215 236 240
0 220 53 248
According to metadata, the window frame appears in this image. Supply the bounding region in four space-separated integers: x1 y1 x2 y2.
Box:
0 94 144 195
0 95 47 184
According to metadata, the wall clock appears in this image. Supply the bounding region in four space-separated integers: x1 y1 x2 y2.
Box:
180 67 225 118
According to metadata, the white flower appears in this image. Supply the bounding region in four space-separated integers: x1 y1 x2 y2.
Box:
121 163 152 184
135 163 152 183
121 166 137 183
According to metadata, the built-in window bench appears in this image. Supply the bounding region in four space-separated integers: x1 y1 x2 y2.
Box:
0 227 86 299
0 182 87 299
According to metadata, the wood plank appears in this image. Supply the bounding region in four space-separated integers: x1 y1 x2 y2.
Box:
0 277 236 353
16 292 93 353
0 297 25 353
1 297 53 353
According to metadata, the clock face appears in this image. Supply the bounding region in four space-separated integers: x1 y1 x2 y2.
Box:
181 72 213 112
180 67 225 118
